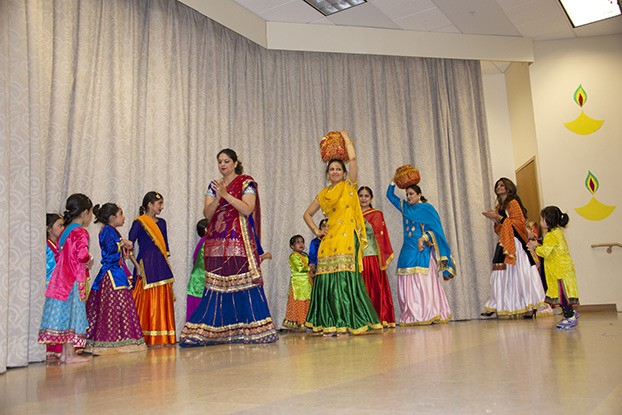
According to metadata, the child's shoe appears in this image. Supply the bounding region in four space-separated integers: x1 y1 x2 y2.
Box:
556 317 578 330
573 310 580 319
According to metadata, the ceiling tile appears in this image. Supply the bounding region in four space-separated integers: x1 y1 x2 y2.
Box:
395 7 453 31
232 0 295 15
371 0 437 21
327 3 401 29
503 0 564 24
259 1 322 23
432 0 521 36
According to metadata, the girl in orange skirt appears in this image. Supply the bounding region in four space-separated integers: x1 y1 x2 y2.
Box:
282 235 313 331
129 192 176 346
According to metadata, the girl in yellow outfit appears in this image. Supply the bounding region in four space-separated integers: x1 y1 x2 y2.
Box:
303 131 382 336
529 206 579 329
283 235 313 331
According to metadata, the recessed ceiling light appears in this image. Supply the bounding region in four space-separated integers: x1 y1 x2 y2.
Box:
559 0 622 27
303 0 367 17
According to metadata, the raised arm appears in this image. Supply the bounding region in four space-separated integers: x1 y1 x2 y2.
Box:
203 180 219 220
342 130 357 184
386 182 402 211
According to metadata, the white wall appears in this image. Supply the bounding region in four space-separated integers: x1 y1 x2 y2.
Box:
482 74 516 182
530 35 622 309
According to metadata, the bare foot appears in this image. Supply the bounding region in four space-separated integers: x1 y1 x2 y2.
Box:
62 354 90 364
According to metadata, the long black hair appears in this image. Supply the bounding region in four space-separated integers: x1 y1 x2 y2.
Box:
495 177 527 217
63 194 93 225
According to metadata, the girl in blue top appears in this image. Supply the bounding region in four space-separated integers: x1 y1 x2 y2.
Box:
387 182 456 325
86 203 146 354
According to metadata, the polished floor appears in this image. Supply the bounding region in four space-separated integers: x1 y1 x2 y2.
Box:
1 311 621 414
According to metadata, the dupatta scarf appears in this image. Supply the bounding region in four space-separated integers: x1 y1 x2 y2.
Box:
362 208 394 270
404 202 456 279
494 199 528 266
316 179 368 275
203 174 262 292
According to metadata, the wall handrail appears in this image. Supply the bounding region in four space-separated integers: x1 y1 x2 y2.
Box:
591 243 622 254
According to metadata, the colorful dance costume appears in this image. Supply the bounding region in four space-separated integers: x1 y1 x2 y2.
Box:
308 236 321 271
282 251 313 330
186 234 207 321
305 179 382 335
387 184 455 325
361 208 396 327
129 216 176 345
86 225 146 354
535 228 579 307
44 239 63 359
180 175 278 346
38 224 90 351
483 200 545 316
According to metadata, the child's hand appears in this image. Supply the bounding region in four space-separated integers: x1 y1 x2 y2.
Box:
122 239 133 250
527 240 540 250
260 252 272 262
418 237 425 252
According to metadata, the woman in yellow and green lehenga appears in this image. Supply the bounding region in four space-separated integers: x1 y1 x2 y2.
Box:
303 131 382 337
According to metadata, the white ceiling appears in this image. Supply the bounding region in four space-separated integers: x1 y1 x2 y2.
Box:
184 0 622 74
233 0 622 40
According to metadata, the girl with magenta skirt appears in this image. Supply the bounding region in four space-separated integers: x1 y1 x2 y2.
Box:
86 203 146 354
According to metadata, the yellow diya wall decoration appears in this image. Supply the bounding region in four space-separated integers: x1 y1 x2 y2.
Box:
575 171 615 221
564 85 604 135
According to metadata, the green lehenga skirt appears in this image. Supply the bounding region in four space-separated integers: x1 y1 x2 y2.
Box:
305 233 382 335
305 269 383 334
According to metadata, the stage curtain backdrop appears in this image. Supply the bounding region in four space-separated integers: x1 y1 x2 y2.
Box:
0 0 497 372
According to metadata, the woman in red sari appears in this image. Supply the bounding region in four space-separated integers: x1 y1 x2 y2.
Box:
180 149 278 346
358 186 396 328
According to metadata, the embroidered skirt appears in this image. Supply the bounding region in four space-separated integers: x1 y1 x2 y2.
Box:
86 273 146 354
38 282 88 350
361 255 396 328
484 237 545 316
305 269 382 335
398 253 452 325
133 278 176 345
283 282 311 331
180 285 278 346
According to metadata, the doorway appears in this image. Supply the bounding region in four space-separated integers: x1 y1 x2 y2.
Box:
515 157 541 225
